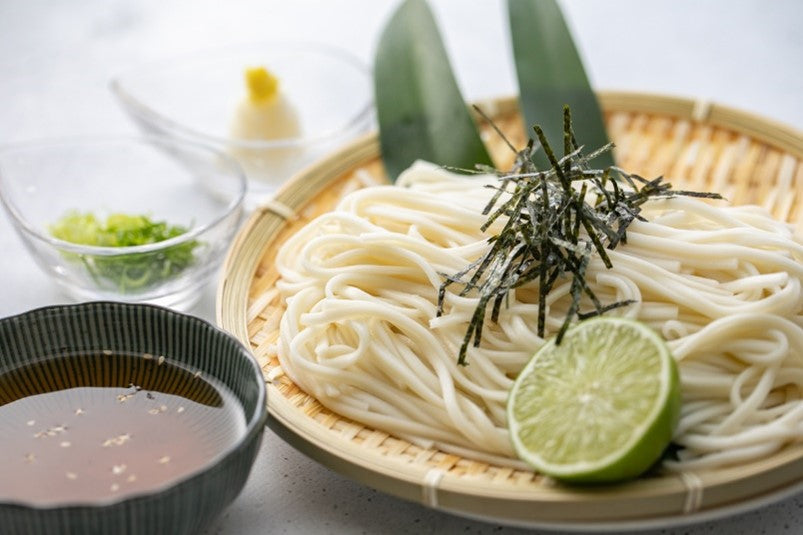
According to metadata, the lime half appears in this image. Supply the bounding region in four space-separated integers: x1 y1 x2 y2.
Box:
507 317 681 483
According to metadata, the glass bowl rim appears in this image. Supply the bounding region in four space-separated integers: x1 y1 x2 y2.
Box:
109 40 375 150
0 134 247 256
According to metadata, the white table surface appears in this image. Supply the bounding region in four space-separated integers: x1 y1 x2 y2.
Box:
1 0 802 533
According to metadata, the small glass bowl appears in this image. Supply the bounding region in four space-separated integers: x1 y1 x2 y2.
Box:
110 42 374 203
0 136 246 310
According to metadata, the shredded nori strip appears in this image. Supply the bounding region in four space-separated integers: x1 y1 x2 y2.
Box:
438 106 722 365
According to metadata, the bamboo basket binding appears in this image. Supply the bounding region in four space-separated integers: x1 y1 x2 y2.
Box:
217 92 803 530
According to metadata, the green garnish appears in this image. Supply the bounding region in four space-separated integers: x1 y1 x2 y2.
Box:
374 0 493 181
50 212 199 292
371 0 720 364
507 0 613 169
437 107 722 365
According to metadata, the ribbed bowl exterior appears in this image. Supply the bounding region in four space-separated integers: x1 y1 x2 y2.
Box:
0 301 267 535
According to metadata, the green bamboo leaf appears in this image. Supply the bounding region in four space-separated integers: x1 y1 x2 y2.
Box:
507 0 614 168
375 0 492 181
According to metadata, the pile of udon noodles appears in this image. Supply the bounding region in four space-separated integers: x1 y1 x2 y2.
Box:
275 162 803 472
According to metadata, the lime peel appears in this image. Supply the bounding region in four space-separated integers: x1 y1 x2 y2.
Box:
507 317 681 483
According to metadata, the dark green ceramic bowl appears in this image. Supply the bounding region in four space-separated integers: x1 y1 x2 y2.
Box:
0 302 267 535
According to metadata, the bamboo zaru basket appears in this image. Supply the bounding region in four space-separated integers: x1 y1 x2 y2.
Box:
217 92 803 530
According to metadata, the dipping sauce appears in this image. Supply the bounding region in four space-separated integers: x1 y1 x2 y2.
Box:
0 351 245 505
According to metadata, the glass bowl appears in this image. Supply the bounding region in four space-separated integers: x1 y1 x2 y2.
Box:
110 42 374 203
0 136 246 310
0 301 267 535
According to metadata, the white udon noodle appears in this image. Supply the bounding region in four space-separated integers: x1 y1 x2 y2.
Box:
276 162 803 472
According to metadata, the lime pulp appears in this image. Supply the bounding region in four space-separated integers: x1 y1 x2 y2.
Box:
507 317 681 483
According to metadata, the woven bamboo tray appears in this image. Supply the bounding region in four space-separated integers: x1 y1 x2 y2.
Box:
217 92 803 530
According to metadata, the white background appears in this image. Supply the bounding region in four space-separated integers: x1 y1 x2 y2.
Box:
1 1 801 533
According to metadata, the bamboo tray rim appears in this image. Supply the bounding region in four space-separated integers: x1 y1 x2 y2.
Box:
476 90 803 159
216 90 803 531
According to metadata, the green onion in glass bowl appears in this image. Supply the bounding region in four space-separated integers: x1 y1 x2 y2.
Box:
0 136 246 310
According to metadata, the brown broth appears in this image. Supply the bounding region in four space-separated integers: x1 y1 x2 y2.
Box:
0 352 245 505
